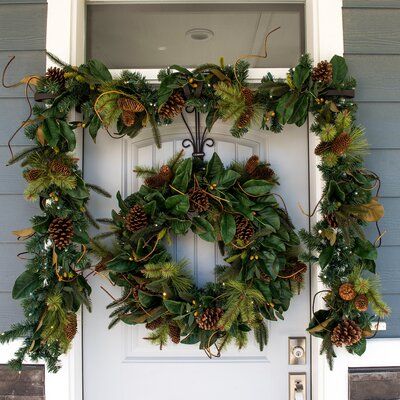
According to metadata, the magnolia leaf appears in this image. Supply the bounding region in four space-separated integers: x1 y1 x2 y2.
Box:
206 153 224 180
307 317 334 334
322 228 337 246
12 270 41 299
12 227 35 238
165 195 189 215
242 180 273 196
36 125 46 145
172 158 192 192
319 246 334 268
354 237 377 260
342 197 384 222
330 55 348 85
220 213 235 244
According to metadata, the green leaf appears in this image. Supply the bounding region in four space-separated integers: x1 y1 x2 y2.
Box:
89 114 101 142
293 65 310 90
347 338 366 356
116 191 129 213
138 290 157 308
327 180 345 203
220 213 236 244
107 256 136 272
258 208 280 230
330 55 348 85
87 59 112 82
170 219 191 235
242 180 273 196
276 92 298 124
254 280 272 302
43 118 60 147
214 170 240 189
172 158 192 192
354 238 377 261
165 194 190 215
59 120 76 151
319 246 334 268
192 216 216 242
206 153 224 180
164 299 184 314
12 270 41 299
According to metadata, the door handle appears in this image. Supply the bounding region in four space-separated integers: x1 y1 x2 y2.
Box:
294 380 304 400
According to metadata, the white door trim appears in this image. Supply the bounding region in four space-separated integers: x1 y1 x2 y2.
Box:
41 2 350 400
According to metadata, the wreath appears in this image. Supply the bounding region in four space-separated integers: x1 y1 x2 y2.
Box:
0 50 389 372
99 152 304 353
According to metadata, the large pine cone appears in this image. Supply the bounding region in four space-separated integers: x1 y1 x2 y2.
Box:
331 319 362 347
24 169 43 182
325 213 338 228
159 91 185 119
252 165 275 181
237 107 254 129
144 165 172 188
125 205 147 232
314 141 332 156
339 283 356 301
331 132 351 155
354 294 369 312
46 67 66 89
145 317 164 331
48 217 74 250
234 215 254 243
312 61 333 84
168 324 181 344
49 159 71 176
117 97 145 113
245 155 259 175
64 313 77 342
188 188 210 212
121 111 136 127
196 307 224 330
241 87 254 106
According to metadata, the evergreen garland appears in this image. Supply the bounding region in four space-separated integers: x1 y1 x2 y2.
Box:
1 52 387 371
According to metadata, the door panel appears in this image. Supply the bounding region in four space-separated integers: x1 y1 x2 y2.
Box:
83 119 310 400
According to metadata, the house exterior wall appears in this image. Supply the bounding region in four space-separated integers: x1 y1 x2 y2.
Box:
343 0 400 337
0 0 47 331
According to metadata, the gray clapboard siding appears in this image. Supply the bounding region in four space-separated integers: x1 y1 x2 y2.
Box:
0 99 35 146
0 4 46 51
0 147 27 194
0 293 24 330
365 150 400 197
344 0 400 8
0 243 26 292
0 51 45 98
343 9 400 54
346 55 400 102
357 103 400 149
343 0 400 338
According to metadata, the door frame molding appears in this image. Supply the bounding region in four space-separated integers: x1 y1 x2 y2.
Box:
41 1 344 399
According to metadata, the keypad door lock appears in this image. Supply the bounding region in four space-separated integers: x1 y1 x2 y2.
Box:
288 337 306 365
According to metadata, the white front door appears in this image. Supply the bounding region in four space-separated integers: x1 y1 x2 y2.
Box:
83 117 311 400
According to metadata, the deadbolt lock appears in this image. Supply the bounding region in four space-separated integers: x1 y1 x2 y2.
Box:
288 337 306 365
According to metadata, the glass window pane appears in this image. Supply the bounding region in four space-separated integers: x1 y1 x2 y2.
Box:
87 3 304 69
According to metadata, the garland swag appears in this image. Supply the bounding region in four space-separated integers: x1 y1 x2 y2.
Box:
0 52 388 371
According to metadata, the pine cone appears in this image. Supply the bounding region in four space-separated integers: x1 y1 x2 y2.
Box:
325 213 338 228
168 324 181 344
144 165 172 188
46 67 66 89
354 294 369 312
315 141 332 156
245 155 259 175
121 111 136 127
234 215 254 243
117 97 145 113
252 165 275 181
312 61 333 84
145 317 164 331
49 160 71 176
188 189 210 212
339 283 356 301
125 205 147 232
159 91 185 119
241 87 254 106
237 107 254 129
48 217 74 250
64 313 77 342
196 307 224 330
331 132 351 155
24 169 42 182
259 271 271 283
331 319 362 347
